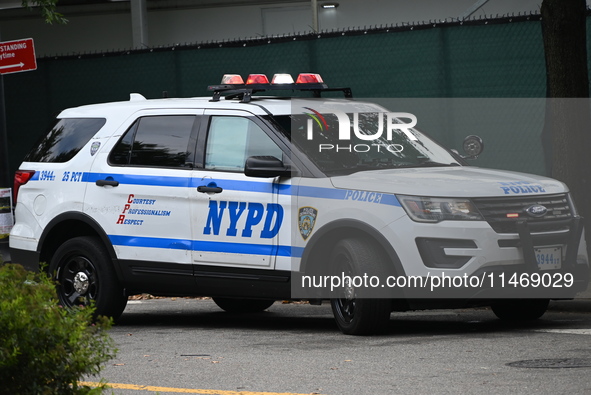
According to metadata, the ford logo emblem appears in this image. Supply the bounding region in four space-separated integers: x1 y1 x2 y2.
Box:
526 204 548 218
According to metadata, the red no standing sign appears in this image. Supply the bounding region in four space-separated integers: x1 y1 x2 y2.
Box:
0 38 37 75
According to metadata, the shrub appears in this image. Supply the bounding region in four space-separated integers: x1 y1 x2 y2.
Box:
0 263 116 394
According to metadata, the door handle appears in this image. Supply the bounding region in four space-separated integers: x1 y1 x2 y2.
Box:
197 185 223 193
95 179 119 187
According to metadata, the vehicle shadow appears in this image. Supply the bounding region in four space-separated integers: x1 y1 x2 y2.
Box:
113 299 586 337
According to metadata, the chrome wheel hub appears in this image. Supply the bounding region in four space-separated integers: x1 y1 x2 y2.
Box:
73 272 89 294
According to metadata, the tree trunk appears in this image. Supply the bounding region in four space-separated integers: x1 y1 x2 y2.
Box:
541 0 591 257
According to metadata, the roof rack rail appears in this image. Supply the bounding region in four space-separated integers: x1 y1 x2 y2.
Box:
207 83 353 103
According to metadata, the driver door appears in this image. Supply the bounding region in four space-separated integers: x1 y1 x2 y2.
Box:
190 109 292 270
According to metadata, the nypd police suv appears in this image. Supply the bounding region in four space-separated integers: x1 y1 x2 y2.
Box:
9 73 589 335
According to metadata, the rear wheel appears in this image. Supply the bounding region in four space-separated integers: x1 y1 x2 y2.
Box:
491 299 549 321
49 236 127 320
213 297 275 313
329 238 391 335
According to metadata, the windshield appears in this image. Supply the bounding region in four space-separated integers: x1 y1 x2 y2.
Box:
272 112 461 176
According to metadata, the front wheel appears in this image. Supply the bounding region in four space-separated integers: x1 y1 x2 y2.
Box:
49 236 127 320
329 238 391 335
213 297 275 313
331 297 391 336
491 299 549 321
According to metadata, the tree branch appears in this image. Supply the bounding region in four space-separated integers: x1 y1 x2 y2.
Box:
21 0 68 24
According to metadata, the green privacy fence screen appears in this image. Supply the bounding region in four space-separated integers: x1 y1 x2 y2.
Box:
4 13 591 177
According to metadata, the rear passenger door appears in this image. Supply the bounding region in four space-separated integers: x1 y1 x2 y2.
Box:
190 109 291 270
86 110 202 278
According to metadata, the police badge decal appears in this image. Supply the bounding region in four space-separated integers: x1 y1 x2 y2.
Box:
90 141 101 156
298 206 318 241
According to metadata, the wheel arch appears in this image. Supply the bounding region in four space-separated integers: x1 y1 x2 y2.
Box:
300 218 406 278
38 212 122 280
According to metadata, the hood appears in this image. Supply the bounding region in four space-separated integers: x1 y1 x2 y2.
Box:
329 166 567 198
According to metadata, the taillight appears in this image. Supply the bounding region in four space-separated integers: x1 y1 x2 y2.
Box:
13 170 35 205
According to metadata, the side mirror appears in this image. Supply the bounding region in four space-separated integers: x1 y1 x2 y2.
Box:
244 156 292 178
462 135 484 159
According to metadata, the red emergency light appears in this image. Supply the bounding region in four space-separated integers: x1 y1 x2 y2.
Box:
296 73 324 84
246 74 270 84
220 74 244 84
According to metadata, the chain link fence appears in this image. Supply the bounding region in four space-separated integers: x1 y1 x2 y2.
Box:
4 13 590 176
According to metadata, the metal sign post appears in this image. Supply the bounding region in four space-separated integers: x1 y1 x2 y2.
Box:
0 187 12 240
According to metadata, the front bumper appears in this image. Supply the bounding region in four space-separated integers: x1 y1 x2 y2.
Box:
402 216 589 300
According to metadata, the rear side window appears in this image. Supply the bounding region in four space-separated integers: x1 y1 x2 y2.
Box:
109 115 198 168
25 118 106 163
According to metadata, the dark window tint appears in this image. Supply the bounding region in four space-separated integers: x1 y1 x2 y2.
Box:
110 115 197 168
109 122 137 165
25 118 106 163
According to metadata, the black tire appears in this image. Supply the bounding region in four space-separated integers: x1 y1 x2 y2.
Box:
329 238 391 335
213 297 275 313
49 236 127 320
491 299 549 321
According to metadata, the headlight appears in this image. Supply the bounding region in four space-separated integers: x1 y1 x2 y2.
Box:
397 195 484 223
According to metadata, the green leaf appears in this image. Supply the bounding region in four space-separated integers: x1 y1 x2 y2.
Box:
21 0 68 24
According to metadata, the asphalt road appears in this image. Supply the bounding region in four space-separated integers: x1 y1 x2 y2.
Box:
86 298 591 395
4 242 590 394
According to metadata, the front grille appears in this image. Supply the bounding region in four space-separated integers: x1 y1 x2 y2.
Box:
472 194 572 234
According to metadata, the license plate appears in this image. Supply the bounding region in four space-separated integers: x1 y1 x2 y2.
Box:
535 246 562 270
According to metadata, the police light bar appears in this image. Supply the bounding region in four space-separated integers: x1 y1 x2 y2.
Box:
208 72 351 102
216 73 324 88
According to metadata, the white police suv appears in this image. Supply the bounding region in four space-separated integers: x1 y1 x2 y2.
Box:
9 73 589 335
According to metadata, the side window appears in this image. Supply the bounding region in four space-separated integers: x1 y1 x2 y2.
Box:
109 122 137 165
25 118 106 163
109 115 197 168
205 116 283 171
